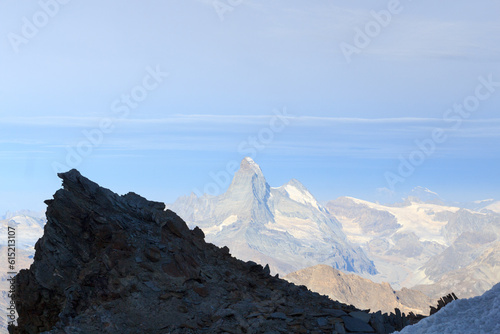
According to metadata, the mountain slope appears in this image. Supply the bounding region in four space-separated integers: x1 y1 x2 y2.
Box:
326 196 452 287
414 241 500 300
285 265 433 315
168 157 376 276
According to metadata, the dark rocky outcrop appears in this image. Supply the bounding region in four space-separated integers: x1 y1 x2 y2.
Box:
10 170 413 333
429 293 458 316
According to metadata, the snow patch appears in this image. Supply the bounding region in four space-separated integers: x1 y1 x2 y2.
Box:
413 186 439 196
284 184 320 210
474 199 494 204
484 201 500 213
202 215 238 235
267 214 324 240
343 197 459 245
398 283 500 333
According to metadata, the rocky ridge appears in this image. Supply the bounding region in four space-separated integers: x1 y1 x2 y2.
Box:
11 170 412 333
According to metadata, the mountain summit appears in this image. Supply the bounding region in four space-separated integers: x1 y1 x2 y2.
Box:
169 158 376 275
407 187 442 204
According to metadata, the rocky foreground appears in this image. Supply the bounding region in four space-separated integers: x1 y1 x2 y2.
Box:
11 170 416 333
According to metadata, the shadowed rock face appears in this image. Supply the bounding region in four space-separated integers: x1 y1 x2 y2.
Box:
10 169 408 334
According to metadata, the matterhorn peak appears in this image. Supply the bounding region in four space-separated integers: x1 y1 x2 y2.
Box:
239 157 263 175
224 157 269 204
168 158 377 276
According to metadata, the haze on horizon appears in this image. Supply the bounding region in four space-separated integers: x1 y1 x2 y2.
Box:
1 0 499 213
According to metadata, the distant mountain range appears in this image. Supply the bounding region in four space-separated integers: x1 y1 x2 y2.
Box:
168 157 500 310
326 195 500 300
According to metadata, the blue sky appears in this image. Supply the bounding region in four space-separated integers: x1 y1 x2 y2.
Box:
1 0 499 213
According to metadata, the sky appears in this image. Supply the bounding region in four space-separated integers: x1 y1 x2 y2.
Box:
1 0 500 213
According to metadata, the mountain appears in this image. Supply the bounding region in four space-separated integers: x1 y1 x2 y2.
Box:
326 196 500 301
445 198 500 214
406 187 443 205
168 157 376 276
482 200 500 213
10 169 411 333
414 241 500 299
0 211 45 251
2 210 45 221
326 197 449 287
285 265 433 315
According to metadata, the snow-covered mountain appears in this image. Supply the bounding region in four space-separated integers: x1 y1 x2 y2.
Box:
167 157 376 276
326 195 500 299
448 198 500 214
406 186 443 204
0 210 45 251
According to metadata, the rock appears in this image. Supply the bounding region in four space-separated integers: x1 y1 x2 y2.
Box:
144 247 161 262
349 311 372 323
335 322 347 334
263 264 271 276
316 317 328 327
342 315 376 332
192 226 205 239
268 312 287 320
322 308 348 317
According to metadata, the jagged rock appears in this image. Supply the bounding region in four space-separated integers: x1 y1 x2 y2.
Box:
10 169 409 333
429 292 458 315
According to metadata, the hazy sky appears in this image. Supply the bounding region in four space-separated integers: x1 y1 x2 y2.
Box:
1 0 499 213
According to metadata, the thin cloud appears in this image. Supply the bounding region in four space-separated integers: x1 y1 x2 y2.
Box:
3 115 499 128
